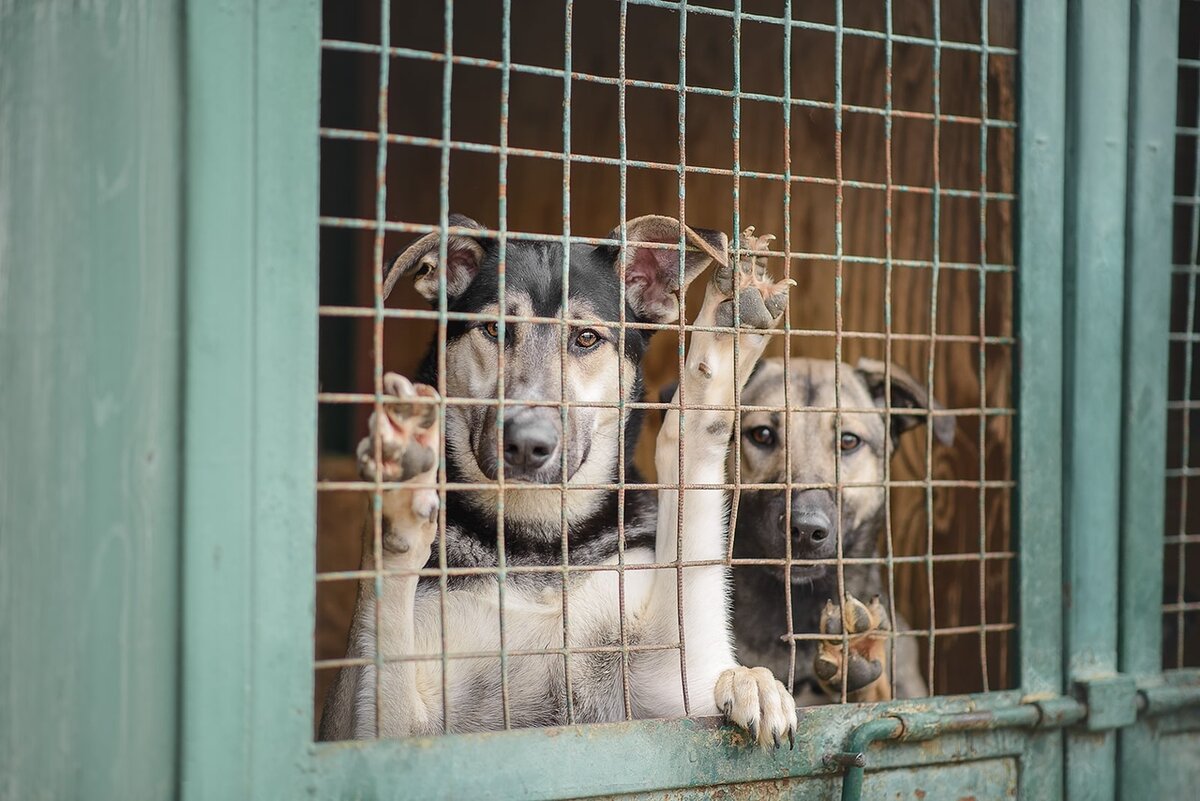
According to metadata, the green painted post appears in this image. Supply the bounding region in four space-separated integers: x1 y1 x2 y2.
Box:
1119 1 1181 798
1062 0 1132 798
0 4 183 801
1017 0 1069 797
180 2 319 799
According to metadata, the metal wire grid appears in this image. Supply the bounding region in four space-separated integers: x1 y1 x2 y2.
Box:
316 0 1017 734
1165 4 1200 671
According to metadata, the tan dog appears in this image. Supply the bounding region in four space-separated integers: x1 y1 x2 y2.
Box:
729 357 954 704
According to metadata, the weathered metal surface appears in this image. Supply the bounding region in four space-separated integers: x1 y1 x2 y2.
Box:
309 692 1036 800
1061 0 1133 797
1119 1 1181 798
604 757 1018 801
0 3 183 800
180 1 320 800
1016 0 1070 797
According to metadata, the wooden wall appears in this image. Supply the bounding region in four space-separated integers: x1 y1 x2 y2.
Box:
317 0 1018 709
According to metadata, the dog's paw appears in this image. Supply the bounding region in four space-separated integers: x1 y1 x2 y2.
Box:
715 666 798 749
357 373 440 485
814 594 892 702
708 227 793 331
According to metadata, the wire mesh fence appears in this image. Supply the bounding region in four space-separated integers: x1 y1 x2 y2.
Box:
1165 0 1200 672
314 0 1017 738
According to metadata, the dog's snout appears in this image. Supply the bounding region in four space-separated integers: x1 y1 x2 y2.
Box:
502 410 559 474
791 513 831 549
784 490 837 558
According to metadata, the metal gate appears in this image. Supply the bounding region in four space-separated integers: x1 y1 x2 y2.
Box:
4 1 1199 800
176 0 1200 799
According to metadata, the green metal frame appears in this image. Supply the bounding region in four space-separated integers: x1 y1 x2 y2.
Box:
169 1 1194 800
1120 1 1192 799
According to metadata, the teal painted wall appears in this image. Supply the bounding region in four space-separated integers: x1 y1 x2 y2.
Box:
0 3 183 800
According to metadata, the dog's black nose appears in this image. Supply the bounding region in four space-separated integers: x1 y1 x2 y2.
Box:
790 511 834 556
503 416 559 472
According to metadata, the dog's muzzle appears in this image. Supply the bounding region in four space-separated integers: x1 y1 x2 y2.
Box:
500 407 561 480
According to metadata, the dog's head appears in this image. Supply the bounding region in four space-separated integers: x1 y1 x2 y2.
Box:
386 215 726 512
733 357 955 586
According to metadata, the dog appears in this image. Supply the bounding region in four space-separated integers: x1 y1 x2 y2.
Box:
319 215 799 746
728 356 955 705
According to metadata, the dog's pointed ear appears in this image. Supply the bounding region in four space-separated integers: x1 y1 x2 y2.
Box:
383 214 487 304
602 215 729 323
855 357 955 446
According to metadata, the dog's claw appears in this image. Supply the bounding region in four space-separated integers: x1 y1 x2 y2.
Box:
788 728 796 750
714 666 797 749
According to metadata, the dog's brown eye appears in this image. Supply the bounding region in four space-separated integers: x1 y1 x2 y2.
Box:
749 426 775 447
840 432 862 452
483 321 500 340
574 329 601 349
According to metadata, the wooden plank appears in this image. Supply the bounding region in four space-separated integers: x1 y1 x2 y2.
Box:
0 3 184 799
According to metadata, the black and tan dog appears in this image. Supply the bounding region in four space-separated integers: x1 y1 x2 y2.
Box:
319 217 800 745
730 357 955 704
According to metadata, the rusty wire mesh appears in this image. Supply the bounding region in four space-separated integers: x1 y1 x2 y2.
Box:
314 0 1018 736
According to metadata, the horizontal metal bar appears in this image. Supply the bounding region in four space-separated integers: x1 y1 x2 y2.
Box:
318 219 1018 273
316 392 1016 417
319 44 1019 130
1162 601 1200 613
615 0 1019 56
315 550 1018 583
315 622 1018 672
317 478 1017 492
835 698 1085 801
321 127 1017 202
782 622 1017 642
1138 678 1200 716
317 304 1019 345
315 641 683 670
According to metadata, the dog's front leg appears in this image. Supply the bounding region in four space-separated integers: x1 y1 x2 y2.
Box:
321 374 441 740
639 229 797 747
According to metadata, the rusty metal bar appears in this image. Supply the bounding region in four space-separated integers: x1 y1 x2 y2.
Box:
616 0 633 723
318 130 1017 200
881 0 899 697
559 0 577 725
674 0 691 717
316 551 1020 583
780 0 798 695
494 0 512 730
368 0 392 738
976 0 991 694
832 0 851 705
923 0 943 694
434 0 455 732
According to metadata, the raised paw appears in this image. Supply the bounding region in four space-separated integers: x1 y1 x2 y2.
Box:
356 373 440 485
814 594 893 703
715 666 799 749
708 227 794 330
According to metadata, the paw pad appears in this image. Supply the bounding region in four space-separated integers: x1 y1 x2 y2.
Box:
814 594 892 698
711 227 794 330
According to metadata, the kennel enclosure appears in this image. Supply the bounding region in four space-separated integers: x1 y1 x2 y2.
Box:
2 1 1200 800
